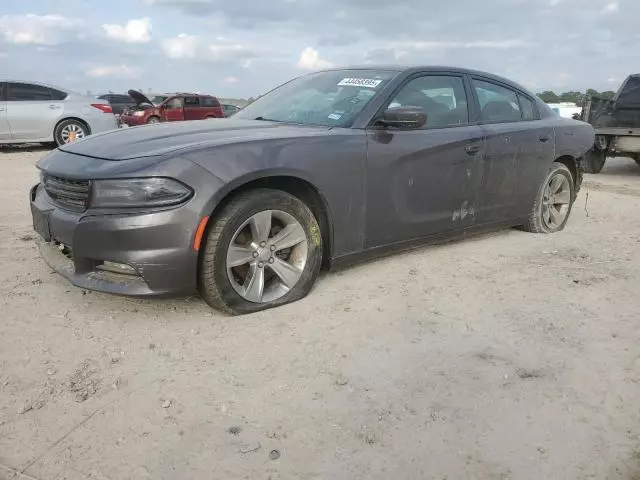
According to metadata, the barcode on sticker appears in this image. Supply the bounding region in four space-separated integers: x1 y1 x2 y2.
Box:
337 78 383 88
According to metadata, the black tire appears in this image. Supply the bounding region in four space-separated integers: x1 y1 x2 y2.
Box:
634 155 640 167
522 162 575 234
147 116 161 124
199 188 323 315
583 149 606 174
54 119 88 146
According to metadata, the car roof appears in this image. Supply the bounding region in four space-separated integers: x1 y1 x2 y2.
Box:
318 65 535 96
0 79 74 93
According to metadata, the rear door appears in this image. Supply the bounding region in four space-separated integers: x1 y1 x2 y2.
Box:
6 82 64 141
470 77 554 224
0 83 10 140
183 96 201 120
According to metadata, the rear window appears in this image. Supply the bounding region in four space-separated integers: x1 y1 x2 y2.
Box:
201 96 220 107
519 94 537 120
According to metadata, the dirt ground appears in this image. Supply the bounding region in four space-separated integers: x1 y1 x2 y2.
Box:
0 147 639 480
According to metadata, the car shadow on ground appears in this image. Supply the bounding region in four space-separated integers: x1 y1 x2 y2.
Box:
598 157 640 176
0 144 54 154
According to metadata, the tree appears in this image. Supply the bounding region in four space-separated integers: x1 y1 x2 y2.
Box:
537 91 560 103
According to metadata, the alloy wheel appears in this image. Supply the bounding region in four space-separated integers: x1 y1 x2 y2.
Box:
541 173 571 229
226 210 308 303
60 123 86 143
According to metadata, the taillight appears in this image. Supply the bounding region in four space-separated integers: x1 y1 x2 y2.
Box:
91 103 113 114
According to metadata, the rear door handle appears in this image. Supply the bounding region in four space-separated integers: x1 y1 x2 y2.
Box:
48 104 61 110
465 144 482 156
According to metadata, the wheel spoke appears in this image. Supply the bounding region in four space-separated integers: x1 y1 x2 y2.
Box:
249 211 272 243
554 190 571 205
550 176 563 194
227 244 255 268
270 223 307 251
548 205 560 225
542 204 551 225
243 265 265 302
269 258 302 288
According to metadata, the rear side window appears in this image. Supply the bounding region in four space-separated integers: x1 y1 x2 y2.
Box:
201 96 220 107
519 95 537 121
473 79 522 123
184 96 199 106
7 83 53 101
50 88 68 101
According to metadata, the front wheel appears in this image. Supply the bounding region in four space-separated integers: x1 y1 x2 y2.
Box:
146 116 161 124
199 189 323 315
522 163 575 234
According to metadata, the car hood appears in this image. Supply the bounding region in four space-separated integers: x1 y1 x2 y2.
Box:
57 119 331 160
128 89 154 106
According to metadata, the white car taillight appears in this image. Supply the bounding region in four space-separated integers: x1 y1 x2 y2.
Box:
91 103 113 114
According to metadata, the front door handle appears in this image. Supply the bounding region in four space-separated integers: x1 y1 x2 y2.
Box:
539 136 551 143
465 144 482 156
48 105 61 110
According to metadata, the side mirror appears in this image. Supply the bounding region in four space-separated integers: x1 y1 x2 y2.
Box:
378 106 427 129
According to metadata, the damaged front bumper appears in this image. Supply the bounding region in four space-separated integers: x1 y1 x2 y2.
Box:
29 183 200 297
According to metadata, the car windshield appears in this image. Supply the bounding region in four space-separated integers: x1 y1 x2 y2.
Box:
151 95 168 105
234 69 399 127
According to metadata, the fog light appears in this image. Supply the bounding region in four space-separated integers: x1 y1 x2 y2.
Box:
96 261 138 276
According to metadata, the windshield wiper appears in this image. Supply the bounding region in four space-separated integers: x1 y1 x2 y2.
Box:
253 116 282 122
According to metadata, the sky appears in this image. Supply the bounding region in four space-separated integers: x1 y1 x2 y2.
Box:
0 0 637 98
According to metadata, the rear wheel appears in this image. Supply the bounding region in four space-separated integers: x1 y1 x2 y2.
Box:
54 119 88 146
583 148 606 173
522 163 575 234
199 189 323 315
634 155 640 167
147 116 161 124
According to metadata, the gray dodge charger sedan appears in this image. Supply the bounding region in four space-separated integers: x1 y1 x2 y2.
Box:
30 66 595 314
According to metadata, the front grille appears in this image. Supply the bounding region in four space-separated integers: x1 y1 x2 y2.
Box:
43 175 90 211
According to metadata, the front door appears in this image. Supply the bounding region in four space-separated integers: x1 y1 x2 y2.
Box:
470 78 555 224
162 97 185 122
365 73 484 248
6 82 63 141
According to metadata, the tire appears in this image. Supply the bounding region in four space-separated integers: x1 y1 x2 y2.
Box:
199 188 323 315
634 155 640 167
583 149 606 174
522 162 575 234
54 119 88 146
147 116 161 124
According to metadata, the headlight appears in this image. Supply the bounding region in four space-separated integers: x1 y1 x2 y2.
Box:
133 111 145 116
91 178 193 208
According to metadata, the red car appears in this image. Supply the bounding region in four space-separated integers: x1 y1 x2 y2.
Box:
120 90 224 126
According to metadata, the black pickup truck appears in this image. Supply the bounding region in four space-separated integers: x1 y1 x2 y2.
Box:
580 74 640 173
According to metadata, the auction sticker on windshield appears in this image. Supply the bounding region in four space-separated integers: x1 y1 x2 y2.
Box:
337 78 383 88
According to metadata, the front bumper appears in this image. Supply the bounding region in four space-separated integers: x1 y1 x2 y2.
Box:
30 183 200 297
120 115 145 126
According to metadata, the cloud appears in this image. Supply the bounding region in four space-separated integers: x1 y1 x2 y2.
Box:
0 14 79 46
103 18 152 43
224 76 239 84
603 1 619 13
86 64 142 79
208 42 257 61
297 47 334 70
162 33 198 58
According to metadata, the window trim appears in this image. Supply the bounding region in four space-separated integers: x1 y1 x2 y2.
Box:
6 82 55 102
367 71 476 131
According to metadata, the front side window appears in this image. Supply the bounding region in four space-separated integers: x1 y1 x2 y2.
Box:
166 97 184 109
387 75 469 128
473 79 522 123
7 83 52 101
519 95 537 121
233 69 399 127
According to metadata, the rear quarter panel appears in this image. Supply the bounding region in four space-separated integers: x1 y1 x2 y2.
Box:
554 117 595 159
182 130 368 258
